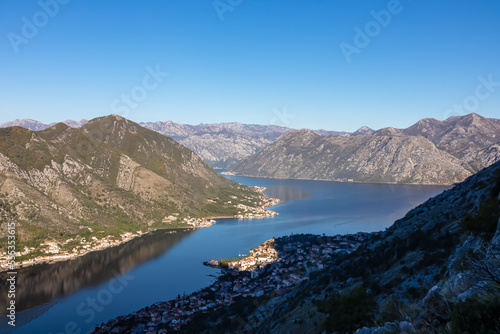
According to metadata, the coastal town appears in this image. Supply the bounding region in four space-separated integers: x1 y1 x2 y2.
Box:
234 188 280 219
0 187 279 272
92 232 374 333
0 230 149 271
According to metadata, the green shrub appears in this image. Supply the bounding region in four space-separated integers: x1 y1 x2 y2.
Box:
449 296 500 333
319 286 375 333
460 197 500 241
380 298 406 322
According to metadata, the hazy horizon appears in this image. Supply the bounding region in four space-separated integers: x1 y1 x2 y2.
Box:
0 111 495 134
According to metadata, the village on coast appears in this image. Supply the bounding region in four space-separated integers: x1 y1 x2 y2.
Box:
0 188 280 272
93 232 375 333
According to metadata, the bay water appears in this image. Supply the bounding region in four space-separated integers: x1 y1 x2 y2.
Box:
0 176 448 334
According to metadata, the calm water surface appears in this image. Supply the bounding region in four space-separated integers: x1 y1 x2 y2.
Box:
0 176 448 334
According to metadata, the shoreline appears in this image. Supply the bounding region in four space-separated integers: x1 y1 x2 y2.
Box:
0 191 280 273
222 172 456 186
93 232 375 333
0 229 188 273
203 215 234 220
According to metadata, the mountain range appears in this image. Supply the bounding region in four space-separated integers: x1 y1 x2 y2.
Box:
0 115 265 254
228 113 500 185
0 119 355 169
3 113 499 185
0 118 89 131
139 121 292 168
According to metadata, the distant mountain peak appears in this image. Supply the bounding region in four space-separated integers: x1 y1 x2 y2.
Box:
415 117 439 125
62 119 88 128
373 126 403 136
353 126 374 135
444 112 485 125
46 122 70 131
86 114 135 128
462 112 487 125
286 128 321 138
461 112 482 119
109 114 126 121
0 119 48 131
0 118 87 131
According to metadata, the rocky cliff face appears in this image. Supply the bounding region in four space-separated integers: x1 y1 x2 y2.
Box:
139 121 349 168
0 115 258 245
229 113 500 185
400 113 500 164
229 130 472 184
138 122 290 168
178 133 273 168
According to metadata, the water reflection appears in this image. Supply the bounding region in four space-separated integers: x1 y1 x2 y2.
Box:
0 229 193 314
264 185 311 203
0 299 58 331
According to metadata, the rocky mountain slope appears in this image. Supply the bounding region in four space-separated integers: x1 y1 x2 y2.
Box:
229 113 500 185
0 115 266 256
353 125 375 135
139 121 350 168
179 156 500 334
374 113 500 168
6 114 498 184
400 113 500 172
139 122 292 168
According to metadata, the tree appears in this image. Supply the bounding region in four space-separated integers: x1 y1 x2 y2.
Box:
466 245 500 292
319 286 375 333
450 296 500 333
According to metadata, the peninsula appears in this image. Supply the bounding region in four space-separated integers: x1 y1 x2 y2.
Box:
92 233 372 333
0 186 279 271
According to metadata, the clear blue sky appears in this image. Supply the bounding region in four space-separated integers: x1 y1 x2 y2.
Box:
1 0 499 131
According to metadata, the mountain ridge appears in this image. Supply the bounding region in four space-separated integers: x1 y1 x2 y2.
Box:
0 119 352 168
229 113 500 185
0 115 271 265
